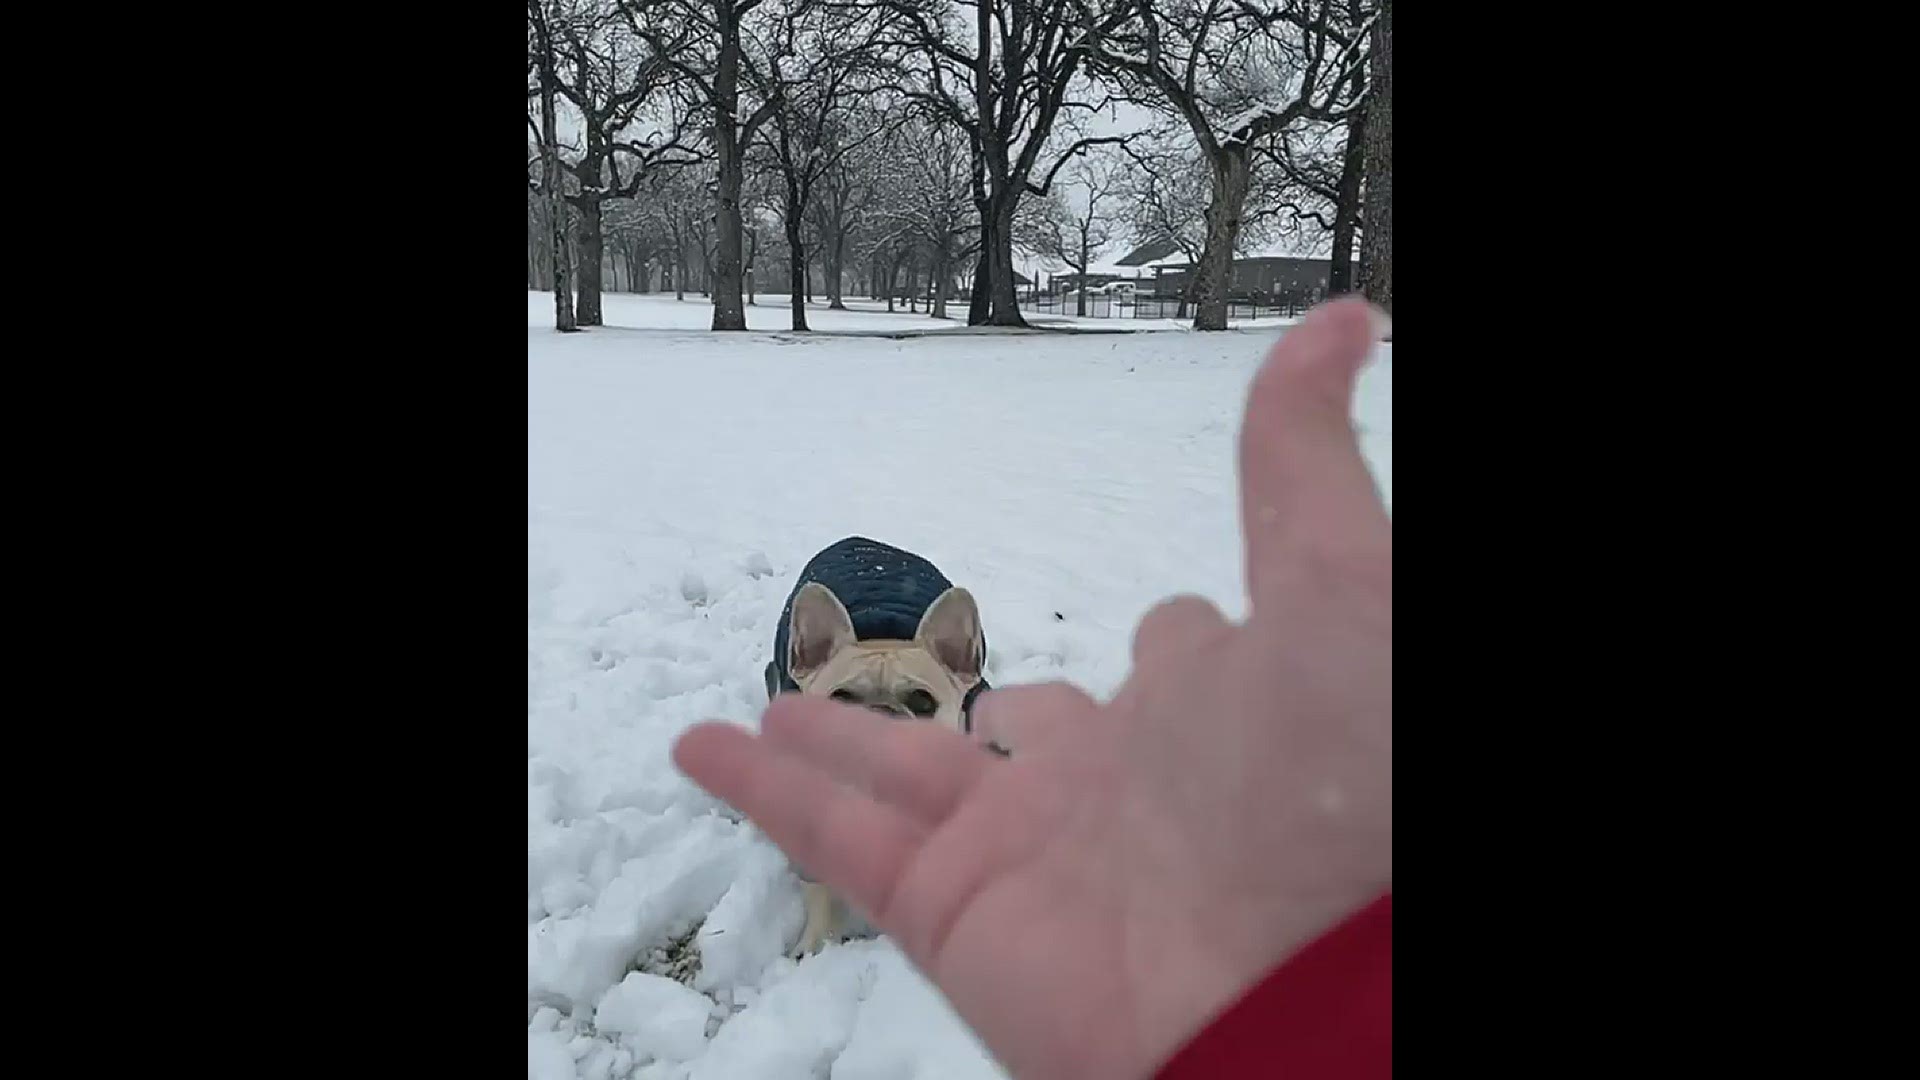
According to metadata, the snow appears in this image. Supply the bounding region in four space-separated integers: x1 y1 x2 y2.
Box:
1217 102 1293 141
596 974 716 1062
1073 35 1149 68
528 290 1392 1078
1058 259 1153 279
543 291 1310 335
557 292 982 334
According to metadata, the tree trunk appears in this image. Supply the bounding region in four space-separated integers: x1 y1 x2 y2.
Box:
1076 236 1090 317
785 192 809 331
985 200 1025 327
712 142 747 327
931 244 950 319
746 228 758 305
1360 0 1392 315
1192 148 1252 331
529 214 541 289
575 196 604 326
707 4 749 330
1329 67 1368 295
967 243 990 325
826 234 847 309
533 197 549 288
537 27 576 334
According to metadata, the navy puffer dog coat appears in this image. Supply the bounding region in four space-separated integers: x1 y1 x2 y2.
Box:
766 536 990 727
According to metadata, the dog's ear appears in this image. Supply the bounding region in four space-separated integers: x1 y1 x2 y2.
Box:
915 587 983 683
789 582 857 681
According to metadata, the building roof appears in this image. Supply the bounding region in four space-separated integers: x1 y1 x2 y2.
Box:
1141 236 1336 269
1150 252 1334 270
1116 239 1183 266
1060 261 1151 279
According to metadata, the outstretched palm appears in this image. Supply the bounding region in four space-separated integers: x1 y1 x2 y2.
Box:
676 300 1392 1080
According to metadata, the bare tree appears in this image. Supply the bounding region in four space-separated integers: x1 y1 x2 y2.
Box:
1116 136 1209 316
865 114 978 319
739 182 786 305
626 0 802 331
638 164 709 299
754 5 897 330
1080 0 1371 329
911 131 978 319
528 186 547 289
1029 154 1119 315
541 0 698 325
1254 2 1371 294
857 224 923 313
1255 120 1352 284
529 0 579 332
807 101 894 310
1359 0 1388 313
1327 19 1366 296
528 142 564 291
603 194 676 293
885 1 1131 327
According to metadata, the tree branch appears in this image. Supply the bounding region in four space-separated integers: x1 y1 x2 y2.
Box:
1027 134 1134 196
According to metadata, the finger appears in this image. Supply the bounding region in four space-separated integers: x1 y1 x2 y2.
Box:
1239 299 1392 603
1131 594 1230 669
760 694 993 827
673 722 922 919
969 681 1100 752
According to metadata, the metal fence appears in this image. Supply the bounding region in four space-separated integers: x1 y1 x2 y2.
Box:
1127 295 1319 321
1018 293 1120 319
1017 291 1324 322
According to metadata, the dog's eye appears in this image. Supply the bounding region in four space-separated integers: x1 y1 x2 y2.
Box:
904 689 938 717
830 689 859 705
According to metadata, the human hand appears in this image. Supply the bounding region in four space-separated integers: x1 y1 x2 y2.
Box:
674 298 1392 1079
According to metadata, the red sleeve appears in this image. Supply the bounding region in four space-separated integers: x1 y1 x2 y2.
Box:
1155 893 1392 1080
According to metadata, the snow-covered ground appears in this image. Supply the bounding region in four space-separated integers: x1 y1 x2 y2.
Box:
528 290 1392 1080
545 290 1301 335
551 291 975 333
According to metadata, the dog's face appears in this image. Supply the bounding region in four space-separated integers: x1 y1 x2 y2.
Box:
786 582 984 733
